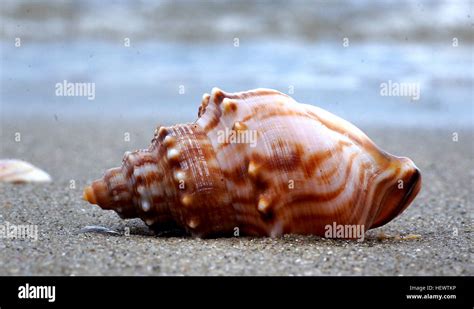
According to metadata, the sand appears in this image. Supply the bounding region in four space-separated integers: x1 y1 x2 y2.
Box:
0 117 472 275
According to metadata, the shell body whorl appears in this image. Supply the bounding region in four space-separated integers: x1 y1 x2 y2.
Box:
83 88 421 238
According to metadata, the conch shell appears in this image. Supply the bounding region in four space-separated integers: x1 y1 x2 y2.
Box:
83 88 421 238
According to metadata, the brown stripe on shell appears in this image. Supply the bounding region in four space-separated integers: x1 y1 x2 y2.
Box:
270 151 359 227
305 109 393 169
203 111 222 132
361 169 398 230
303 140 351 178
344 161 371 225
198 93 210 117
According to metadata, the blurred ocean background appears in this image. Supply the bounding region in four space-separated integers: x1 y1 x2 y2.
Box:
1 0 473 127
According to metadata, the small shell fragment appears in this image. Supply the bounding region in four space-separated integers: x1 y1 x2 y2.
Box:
0 159 52 183
79 225 121 236
376 231 422 241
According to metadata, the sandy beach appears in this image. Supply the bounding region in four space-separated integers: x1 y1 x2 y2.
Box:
0 117 471 276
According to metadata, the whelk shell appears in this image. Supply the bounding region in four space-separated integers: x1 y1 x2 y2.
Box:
83 88 421 238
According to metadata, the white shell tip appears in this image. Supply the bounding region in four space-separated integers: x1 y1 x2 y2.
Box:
141 200 151 212
174 170 186 182
181 194 192 207
163 135 176 147
248 161 259 178
257 197 271 214
211 87 222 95
166 148 181 161
187 217 199 229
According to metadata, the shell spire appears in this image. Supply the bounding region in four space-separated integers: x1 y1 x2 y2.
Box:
83 88 421 238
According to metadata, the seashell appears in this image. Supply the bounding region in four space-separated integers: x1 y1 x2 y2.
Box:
0 159 52 183
83 88 421 238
